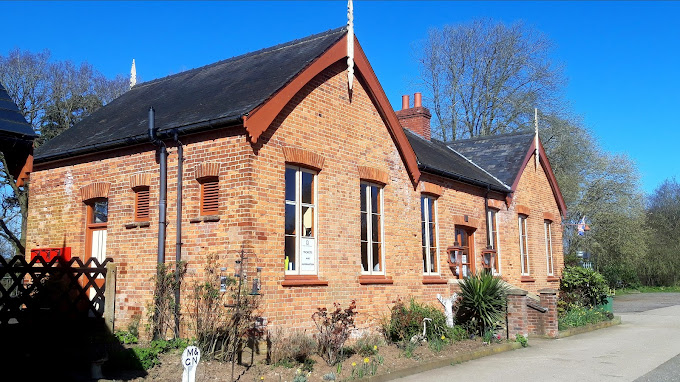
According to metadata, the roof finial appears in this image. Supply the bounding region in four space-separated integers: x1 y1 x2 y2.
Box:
534 107 539 170
130 59 137 89
347 0 354 92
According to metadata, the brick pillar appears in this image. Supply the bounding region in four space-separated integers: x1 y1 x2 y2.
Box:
539 288 559 338
506 288 528 339
395 93 432 140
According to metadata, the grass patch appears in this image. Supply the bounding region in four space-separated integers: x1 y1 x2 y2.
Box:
558 306 613 331
616 285 680 295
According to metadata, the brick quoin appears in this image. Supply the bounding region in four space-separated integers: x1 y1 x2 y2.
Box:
26 56 564 335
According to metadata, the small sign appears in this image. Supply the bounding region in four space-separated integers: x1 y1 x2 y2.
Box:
300 238 316 272
182 346 201 382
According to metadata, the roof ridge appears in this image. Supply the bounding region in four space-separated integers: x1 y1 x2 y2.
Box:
445 130 534 144
135 26 347 90
445 145 511 190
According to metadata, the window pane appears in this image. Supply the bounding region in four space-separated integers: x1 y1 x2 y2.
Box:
361 241 368 272
422 247 428 272
360 185 367 213
361 212 368 241
93 200 108 223
428 199 435 224
301 206 314 237
371 186 379 214
372 214 380 242
301 171 314 204
372 243 381 272
421 197 426 222
429 222 436 247
285 236 296 271
285 168 296 202
285 203 296 235
421 222 427 247
430 247 437 273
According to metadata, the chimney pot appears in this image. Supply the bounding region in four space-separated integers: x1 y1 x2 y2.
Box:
414 93 422 108
401 95 410 110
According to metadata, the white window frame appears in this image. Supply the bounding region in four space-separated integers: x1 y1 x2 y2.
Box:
421 195 440 275
519 215 530 276
360 182 385 275
545 221 554 276
487 209 501 275
285 165 318 276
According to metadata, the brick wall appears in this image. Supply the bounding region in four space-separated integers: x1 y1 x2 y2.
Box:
26 61 565 335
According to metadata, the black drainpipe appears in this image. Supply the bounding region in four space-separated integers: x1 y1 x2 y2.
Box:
149 107 167 264
173 131 183 338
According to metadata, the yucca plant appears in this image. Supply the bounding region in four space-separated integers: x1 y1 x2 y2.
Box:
456 272 509 335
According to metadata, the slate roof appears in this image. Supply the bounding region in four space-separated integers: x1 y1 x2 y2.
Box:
35 27 347 162
404 129 510 192
0 83 36 138
445 132 535 188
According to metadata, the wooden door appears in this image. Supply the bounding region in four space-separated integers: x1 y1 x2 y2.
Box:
454 227 475 277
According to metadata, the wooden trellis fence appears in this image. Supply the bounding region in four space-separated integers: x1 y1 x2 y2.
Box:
0 255 117 331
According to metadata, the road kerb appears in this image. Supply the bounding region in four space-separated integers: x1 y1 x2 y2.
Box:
557 316 622 339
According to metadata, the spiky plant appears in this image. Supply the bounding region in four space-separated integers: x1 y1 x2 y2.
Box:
456 272 509 335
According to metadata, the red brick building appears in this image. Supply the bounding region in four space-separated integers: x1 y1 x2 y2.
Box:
26 27 566 333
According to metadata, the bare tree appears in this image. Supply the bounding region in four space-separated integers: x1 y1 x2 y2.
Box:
418 19 564 140
0 48 128 255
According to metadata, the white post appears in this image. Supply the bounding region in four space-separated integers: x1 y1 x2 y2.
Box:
182 346 201 382
437 293 458 328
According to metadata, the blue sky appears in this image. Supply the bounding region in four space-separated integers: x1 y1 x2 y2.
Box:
2 1 678 194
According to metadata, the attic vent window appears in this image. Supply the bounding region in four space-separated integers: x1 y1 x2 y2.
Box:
134 186 150 221
200 177 219 216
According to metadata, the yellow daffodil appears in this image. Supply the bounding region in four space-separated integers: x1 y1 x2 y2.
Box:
373 345 378 351
441 335 446 340
352 362 356 367
364 357 370 364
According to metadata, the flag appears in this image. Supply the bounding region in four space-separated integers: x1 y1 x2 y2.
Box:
577 216 586 236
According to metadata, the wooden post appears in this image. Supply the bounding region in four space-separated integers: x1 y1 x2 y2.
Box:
104 262 117 333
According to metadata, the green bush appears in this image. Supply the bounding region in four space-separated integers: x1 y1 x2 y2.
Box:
515 333 528 347
354 333 384 356
558 306 613 330
600 263 640 289
267 330 317 365
455 273 508 335
115 330 139 344
383 298 450 343
560 266 609 308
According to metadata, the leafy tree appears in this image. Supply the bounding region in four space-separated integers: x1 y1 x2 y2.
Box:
642 178 680 286
0 48 127 255
418 19 564 141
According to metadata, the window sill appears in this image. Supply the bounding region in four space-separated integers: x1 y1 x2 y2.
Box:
547 276 560 282
358 275 393 285
281 275 328 287
189 215 221 223
124 221 151 229
422 276 448 285
521 276 536 283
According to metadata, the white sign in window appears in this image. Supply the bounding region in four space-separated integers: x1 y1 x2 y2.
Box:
300 238 316 272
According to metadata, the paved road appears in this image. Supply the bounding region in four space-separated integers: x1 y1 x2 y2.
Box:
397 293 680 382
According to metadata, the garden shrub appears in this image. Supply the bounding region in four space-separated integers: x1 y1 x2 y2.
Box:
312 300 357 365
558 306 613 330
560 266 609 308
267 329 317 365
382 298 450 344
455 272 508 335
354 333 385 356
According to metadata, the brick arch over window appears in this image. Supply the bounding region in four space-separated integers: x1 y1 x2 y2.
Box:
129 173 151 189
358 166 388 185
194 162 221 180
452 215 480 229
80 182 111 202
282 147 325 171
419 182 443 197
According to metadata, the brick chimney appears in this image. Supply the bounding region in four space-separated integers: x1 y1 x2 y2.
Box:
395 92 432 140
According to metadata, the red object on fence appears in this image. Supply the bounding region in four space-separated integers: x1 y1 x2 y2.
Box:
30 247 72 262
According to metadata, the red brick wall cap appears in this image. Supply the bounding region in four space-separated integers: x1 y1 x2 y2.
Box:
538 288 558 295
506 288 528 296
